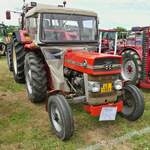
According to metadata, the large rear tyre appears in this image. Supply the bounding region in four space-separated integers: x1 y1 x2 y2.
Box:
24 52 47 102
6 43 13 71
12 41 26 83
121 50 142 84
121 84 144 121
48 95 74 140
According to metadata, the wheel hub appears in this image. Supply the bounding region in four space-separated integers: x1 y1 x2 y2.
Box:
127 65 132 73
122 91 135 116
51 106 62 132
122 60 136 81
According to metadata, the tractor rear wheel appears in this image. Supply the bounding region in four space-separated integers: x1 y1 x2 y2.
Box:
6 43 13 71
24 52 47 102
12 41 26 83
121 50 142 84
121 84 144 121
48 94 74 140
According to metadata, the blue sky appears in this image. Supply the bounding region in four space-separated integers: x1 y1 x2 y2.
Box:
1 0 150 29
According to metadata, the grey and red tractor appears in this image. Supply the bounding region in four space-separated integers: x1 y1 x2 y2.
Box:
6 2 144 140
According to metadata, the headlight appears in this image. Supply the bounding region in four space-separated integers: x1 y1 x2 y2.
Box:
114 79 123 90
88 81 100 93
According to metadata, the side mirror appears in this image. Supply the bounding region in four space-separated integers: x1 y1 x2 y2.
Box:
6 11 11 20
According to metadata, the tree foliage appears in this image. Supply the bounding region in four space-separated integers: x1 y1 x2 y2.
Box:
114 27 128 39
6 25 19 33
114 26 127 32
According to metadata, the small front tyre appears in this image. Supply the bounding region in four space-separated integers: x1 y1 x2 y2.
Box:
48 94 74 140
121 84 144 121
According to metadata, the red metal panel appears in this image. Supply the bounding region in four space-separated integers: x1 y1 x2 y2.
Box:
19 30 32 44
83 100 123 117
64 50 122 75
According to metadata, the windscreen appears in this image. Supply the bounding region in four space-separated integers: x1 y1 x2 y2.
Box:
102 32 116 40
41 13 97 42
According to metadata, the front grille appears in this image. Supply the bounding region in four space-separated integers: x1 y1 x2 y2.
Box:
94 58 120 66
93 58 121 71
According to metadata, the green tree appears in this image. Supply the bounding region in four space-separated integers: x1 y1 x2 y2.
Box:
6 25 19 33
114 27 128 39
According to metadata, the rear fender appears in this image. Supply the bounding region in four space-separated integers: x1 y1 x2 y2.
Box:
13 30 32 44
122 47 142 60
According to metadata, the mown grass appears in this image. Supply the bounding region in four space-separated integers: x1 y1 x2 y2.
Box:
0 57 150 150
0 57 24 92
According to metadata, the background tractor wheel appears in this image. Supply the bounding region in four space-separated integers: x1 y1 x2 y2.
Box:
121 50 142 84
121 84 144 121
6 43 13 71
48 94 74 140
12 41 26 83
0 43 6 56
24 52 47 102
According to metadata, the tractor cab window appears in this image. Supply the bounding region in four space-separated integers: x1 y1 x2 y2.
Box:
26 16 38 40
127 32 143 46
41 13 98 42
101 31 116 50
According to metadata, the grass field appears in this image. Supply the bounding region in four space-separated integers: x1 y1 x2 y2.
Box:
0 56 150 150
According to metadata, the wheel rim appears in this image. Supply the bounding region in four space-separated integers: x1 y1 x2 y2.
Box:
13 46 17 74
26 69 32 94
51 104 62 132
0 45 4 55
121 59 136 81
122 90 135 116
2 45 5 54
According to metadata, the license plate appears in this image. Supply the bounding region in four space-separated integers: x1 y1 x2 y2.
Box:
99 107 117 121
100 83 112 93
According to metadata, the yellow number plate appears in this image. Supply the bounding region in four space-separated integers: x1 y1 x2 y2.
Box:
100 83 112 93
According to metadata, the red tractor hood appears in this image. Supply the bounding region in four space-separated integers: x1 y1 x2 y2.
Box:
64 50 122 75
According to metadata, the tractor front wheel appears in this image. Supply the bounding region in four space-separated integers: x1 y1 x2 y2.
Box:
48 94 74 140
121 50 142 84
121 84 144 121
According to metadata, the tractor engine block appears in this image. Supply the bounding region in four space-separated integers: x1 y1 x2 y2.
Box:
64 67 85 96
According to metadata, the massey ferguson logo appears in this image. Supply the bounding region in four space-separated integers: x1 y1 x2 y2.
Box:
104 62 112 70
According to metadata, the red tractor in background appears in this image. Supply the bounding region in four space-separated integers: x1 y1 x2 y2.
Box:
121 26 150 88
5 1 144 140
99 27 150 88
99 29 127 54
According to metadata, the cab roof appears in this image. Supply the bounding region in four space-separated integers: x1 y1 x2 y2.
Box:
25 4 98 17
